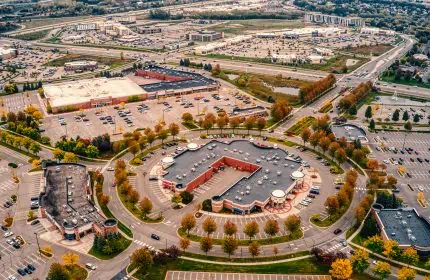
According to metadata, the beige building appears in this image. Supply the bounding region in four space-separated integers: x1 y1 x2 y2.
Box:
305 12 365 27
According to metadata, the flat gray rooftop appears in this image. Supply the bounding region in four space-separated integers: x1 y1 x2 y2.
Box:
41 164 104 228
376 208 430 248
163 140 300 205
331 124 368 142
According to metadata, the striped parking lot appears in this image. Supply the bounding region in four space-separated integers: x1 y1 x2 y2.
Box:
165 271 331 280
0 251 48 280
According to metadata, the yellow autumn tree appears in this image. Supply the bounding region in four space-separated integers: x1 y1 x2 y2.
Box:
397 267 416 280
383 239 400 259
329 259 352 280
62 252 79 265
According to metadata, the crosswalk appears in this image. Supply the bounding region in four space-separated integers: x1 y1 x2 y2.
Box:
0 251 47 280
324 243 343 253
133 239 157 252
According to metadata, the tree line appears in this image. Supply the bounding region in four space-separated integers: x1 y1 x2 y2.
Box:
338 82 373 111
298 74 336 104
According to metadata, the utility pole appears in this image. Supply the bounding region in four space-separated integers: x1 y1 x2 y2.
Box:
34 232 42 258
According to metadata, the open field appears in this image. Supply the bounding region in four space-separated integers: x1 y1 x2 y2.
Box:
345 44 394 56
44 54 134 69
207 19 305 35
21 16 94 30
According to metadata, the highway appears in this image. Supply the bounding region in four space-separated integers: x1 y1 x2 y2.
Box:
4 0 232 36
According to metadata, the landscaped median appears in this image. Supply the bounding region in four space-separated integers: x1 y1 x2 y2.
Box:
178 227 303 246
114 160 164 224
89 170 133 238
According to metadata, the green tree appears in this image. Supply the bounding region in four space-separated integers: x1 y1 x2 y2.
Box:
369 119 376 130
85 145 99 158
29 142 41 155
402 111 409 121
222 236 238 258
413 114 420 123
47 263 71 280
350 249 370 273
373 261 391 280
365 106 372 119
392 109 400 121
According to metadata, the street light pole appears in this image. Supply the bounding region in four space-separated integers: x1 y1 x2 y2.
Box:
34 232 42 258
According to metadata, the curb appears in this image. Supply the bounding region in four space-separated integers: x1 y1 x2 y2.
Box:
178 254 311 266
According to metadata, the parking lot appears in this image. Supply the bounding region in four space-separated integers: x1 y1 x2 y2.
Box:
1 48 64 83
303 33 395 50
165 271 332 280
371 131 430 218
40 90 268 142
359 102 429 124
0 92 40 115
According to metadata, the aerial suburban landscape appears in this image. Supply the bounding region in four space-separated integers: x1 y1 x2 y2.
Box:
0 0 429 279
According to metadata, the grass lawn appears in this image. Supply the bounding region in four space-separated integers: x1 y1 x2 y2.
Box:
345 44 394 56
13 30 50 41
132 257 330 280
286 116 315 135
178 228 303 246
117 186 164 223
0 141 39 160
207 19 304 35
182 121 199 130
215 69 311 105
319 101 333 113
207 53 367 74
380 74 430 89
182 251 309 263
299 55 369 73
44 54 134 69
65 264 88 280
88 238 132 260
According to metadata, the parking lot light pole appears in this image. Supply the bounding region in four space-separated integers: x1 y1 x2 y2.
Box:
34 232 42 258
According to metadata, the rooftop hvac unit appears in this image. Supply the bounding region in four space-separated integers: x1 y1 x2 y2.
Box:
246 191 250 195
72 219 78 225
258 181 262 185
241 192 244 196
224 148 228 151
407 214 412 218
263 175 268 180
191 168 196 172
233 149 237 152
239 150 243 154
273 181 277 185
256 159 261 163
265 169 270 173
277 171 282 176
238 197 242 201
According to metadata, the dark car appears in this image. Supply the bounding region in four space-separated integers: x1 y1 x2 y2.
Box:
24 267 31 274
17 268 26 276
30 220 40 226
334 228 342 235
27 264 36 272
13 243 20 249
151 233 160 240
1 225 8 231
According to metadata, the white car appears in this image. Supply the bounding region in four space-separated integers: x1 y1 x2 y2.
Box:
85 263 97 270
383 159 389 164
418 186 424 192
107 167 114 171
4 231 13 238
7 276 17 280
